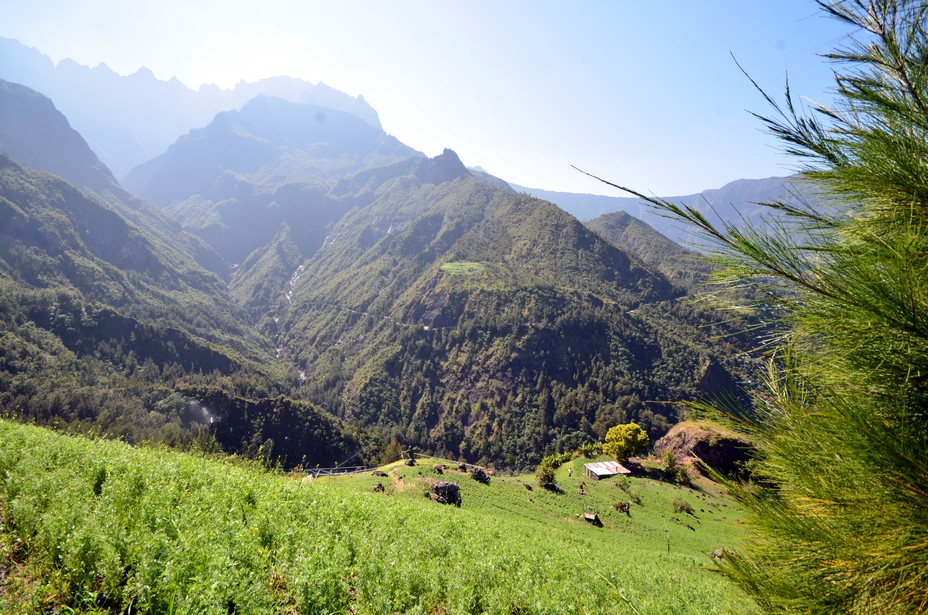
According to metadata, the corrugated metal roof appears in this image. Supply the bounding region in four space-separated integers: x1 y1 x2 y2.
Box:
584 461 631 476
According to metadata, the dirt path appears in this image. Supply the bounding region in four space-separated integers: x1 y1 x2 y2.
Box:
389 470 406 493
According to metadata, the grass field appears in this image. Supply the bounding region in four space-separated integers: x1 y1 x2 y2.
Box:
439 261 487 276
0 421 754 614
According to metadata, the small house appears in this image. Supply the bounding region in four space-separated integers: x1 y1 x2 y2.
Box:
583 460 631 480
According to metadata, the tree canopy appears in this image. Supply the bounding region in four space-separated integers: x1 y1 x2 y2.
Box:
602 422 649 463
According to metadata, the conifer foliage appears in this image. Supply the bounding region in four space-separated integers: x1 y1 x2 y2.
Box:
593 1 928 611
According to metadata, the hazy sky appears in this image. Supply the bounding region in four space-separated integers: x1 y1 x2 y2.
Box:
1 1 853 196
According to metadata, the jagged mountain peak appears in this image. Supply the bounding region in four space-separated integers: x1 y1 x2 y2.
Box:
0 37 383 177
123 94 418 209
411 148 469 185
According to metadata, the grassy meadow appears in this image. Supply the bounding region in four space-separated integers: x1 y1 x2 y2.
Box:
0 420 754 614
439 261 487 276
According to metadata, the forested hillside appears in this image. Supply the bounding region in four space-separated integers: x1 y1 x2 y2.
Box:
261 151 756 466
0 77 760 470
0 82 364 467
586 210 714 288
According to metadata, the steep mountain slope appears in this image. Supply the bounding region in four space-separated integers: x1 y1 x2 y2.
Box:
0 37 380 178
0 83 369 464
265 151 752 466
0 79 115 193
586 210 712 288
0 155 270 366
0 79 227 275
229 224 307 321
124 96 419 267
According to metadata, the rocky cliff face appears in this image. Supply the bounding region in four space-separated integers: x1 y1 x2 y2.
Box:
653 421 755 476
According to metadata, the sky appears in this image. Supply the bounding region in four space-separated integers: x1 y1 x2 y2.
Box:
1 1 855 196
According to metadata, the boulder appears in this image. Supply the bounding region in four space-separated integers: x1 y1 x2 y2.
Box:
427 481 462 507
582 512 603 527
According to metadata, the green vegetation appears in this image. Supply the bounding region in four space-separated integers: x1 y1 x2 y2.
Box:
439 261 487 275
609 1 928 611
0 156 273 367
0 279 360 468
534 461 556 485
587 210 713 289
0 81 761 472
274 172 758 468
602 423 649 463
0 421 753 613
534 451 572 485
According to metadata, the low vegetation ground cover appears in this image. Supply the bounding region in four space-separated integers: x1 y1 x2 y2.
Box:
0 420 753 613
439 261 487 276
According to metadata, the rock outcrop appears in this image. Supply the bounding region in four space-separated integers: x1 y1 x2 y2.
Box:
654 421 754 477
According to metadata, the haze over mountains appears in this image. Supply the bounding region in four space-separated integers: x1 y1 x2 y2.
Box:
0 40 779 467
0 37 380 179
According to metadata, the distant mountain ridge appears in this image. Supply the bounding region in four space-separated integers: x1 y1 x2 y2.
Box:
516 175 814 248
124 95 418 208
0 37 381 179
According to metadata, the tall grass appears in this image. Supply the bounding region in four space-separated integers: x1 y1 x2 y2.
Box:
0 422 750 613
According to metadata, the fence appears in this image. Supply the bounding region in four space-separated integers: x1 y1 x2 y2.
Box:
306 465 370 477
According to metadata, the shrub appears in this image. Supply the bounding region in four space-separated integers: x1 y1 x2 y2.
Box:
535 462 555 485
672 497 694 516
660 449 677 475
577 442 600 458
540 452 572 468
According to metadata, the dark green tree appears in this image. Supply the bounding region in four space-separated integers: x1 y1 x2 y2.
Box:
588 1 928 611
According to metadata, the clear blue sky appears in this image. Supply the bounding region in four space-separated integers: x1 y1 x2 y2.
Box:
1 1 853 196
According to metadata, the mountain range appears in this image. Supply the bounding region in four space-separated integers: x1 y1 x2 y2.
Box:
0 37 380 179
0 46 786 468
516 175 814 248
